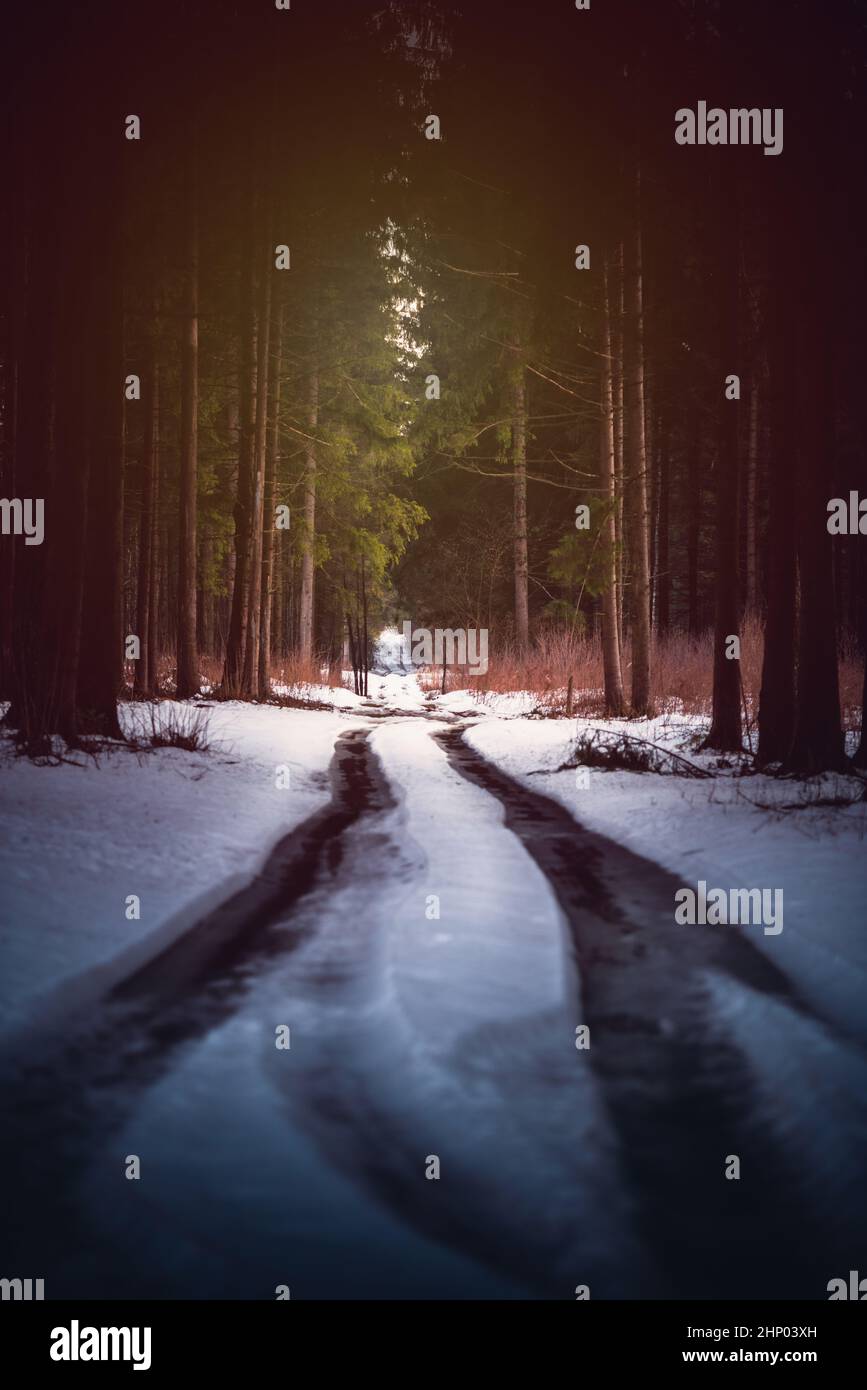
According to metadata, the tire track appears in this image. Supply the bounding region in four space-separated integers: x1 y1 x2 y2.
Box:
0 727 395 1280
4 708 865 1300
435 723 867 1298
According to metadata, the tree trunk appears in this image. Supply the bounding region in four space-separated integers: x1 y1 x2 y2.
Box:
298 367 319 662
361 555 369 698
76 126 125 739
272 542 285 666
704 198 742 752
783 266 846 773
176 144 199 699
656 411 670 634
346 602 360 697
133 329 158 697
745 373 759 614
755 305 794 767
854 567 867 768
623 204 652 715
8 27 125 746
223 202 258 694
147 368 162 694
158 469 171 660
510 340 529 650
645 375 656 631
0 186 25 703
4 171 53 734
686 393 702 638
614 240 626 653
259 296 283 695
243 226 272 699
198 528 214 658
600 257 625 715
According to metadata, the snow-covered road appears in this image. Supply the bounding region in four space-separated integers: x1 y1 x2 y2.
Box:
1 665 866 1299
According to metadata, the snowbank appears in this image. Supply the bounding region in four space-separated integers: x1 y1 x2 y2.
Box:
0 702 350 1034
465 713 867 1042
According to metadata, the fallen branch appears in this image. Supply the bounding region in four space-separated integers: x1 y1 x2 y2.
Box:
542 727 714 778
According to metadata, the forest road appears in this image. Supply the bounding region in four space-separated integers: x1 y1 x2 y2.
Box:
1 701 866 1299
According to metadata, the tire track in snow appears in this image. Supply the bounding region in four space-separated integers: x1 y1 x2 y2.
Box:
0 711 634 1299
3 695 863 1300
435 723 867 1299
265 715 653 1299
0 726 396 1287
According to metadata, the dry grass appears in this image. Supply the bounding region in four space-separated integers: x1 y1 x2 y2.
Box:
267 655 347 693
124 652 348 699
128 628 862 735
417 614 863 733
125 701 213 752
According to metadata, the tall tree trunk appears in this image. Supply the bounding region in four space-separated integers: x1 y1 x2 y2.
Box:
510 340 529 651
686 394 702 638
623 203 652 715
784 254 846 773
76 121 125 738
298 367 319 662
259 297 283 695
854 556 867 769
656 411 670 634
223 200 258 694
645 375 656 631
4 175 50 732
361 555 369 698
44 298 88 744
13 217 71 742
0 185 25 703
198 528 214 657
243 227 272 699
704 192 742 752
744 371 759 615
145 368 162 695
614 240 626 653
8 27 121 746
272 542 285 666
855 379 867 768
600 257 625 715
133 328 158 697
345 598 360 697
158 468 170 661
176 143 199 699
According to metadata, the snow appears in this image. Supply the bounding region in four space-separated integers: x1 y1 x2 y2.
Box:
370 669 430 710
0 701 353 1036
464 711 867 1044
2 662 866 1296
74 983 534 1299
0 686 642 1295
4 682 864 1055
268 679 366 710
442 688 537 718
699 969 867 1228
68 711 644 1297
349 717 643 1285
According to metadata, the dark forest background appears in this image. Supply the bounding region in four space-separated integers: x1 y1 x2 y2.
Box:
2 0 866 772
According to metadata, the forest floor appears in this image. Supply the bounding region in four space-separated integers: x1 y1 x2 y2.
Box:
1 655 866 1299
